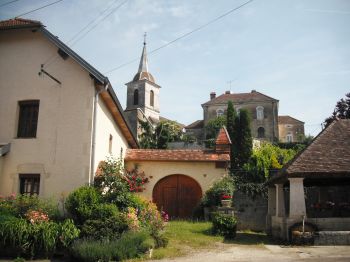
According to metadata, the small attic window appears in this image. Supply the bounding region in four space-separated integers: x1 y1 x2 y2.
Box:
57 49 69 60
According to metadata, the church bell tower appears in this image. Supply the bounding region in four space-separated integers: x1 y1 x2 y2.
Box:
124 34 161 138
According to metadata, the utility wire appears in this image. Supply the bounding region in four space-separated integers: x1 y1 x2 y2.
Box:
70 0 128 46
43 0 122 66
0 0 20 8
44 0 128 68
104 0 254 74
15 0 64 18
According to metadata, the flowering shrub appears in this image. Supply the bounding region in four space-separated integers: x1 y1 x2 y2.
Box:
25 209 49 224
161 211 169 222
125 207 140 231
125 165 149 192
0 193 60 219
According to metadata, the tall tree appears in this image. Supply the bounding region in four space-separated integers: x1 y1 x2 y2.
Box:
237 109 253 168
226 101 238 171
324 93 350 127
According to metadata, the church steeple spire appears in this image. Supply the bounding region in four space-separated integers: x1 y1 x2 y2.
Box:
133 33 155 83
137 32 148 73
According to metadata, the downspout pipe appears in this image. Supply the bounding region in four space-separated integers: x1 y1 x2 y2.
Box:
89 81 110 185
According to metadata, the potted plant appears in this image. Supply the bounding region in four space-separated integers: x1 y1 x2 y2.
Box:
221 194 232 207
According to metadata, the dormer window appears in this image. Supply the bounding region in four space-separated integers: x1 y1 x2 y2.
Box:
133 89 139 105
150 90 154 107
216 109 224 117
256 106 264 120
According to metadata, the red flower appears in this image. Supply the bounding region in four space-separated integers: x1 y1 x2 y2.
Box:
221 194 232 200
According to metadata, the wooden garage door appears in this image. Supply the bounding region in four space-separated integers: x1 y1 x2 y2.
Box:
153 175 202 219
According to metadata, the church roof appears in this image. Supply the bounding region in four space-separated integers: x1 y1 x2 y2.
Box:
133 41 155 83
269 119 350 184
202 90 278 106
125 149 229 162
278 115 304 125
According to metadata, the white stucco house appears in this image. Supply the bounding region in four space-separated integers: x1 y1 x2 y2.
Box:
0 18 138 198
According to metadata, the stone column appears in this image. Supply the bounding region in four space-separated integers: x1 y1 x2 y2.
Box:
268 187 276 216
289 177 306 218
266 186 276 235
275 184 285 217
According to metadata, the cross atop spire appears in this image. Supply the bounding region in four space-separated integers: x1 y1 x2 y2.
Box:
138 33 148 73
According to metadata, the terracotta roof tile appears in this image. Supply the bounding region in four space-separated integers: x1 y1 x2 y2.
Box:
285 119 350 175
278 115 304 124
0 18 41 29
216 127 232 145
125 149 230 162
202 90 278 106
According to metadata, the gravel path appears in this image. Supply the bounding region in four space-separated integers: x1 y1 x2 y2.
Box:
150 244 350 262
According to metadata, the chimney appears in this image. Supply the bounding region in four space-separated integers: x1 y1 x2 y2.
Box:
210 92 216 100
225 90 231 94
251 90 256 93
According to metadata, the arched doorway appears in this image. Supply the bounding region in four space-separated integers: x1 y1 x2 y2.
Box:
153 175 202 219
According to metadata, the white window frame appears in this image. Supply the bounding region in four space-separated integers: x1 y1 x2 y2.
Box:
286 133 293 142
256 106 264 120
216 109 224 117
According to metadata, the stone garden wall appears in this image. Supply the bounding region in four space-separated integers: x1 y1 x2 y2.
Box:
233 190 268 231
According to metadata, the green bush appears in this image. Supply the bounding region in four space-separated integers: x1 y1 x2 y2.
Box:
59 219 80 248
65 186 101 224
70 231 154 261
202 177 234 207
0 217 79 258
0 194 60 220
80 214 128 240
211 212 237 239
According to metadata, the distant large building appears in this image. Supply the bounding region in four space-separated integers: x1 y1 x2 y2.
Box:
187 90 280 142
278 116 305 143
186 90 305 144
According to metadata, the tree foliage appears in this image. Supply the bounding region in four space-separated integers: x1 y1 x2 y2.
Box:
204 116 226 147
324 93 350 127
139 120 183 149
242 142 299 182
236 109 252 169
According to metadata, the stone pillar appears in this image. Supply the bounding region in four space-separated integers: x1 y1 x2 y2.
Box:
276 184 285 217
266 187 276 234
267 187 276 216
289 178 306 218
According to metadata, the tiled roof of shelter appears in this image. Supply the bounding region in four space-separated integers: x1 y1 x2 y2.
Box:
278 115 304 124
125 149 230 162
185 120 204 129
269 119 350 184
202 90 278 106
0 18 41 29
216 127 231 145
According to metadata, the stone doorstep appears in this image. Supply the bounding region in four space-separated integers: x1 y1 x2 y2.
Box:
314 231 350 245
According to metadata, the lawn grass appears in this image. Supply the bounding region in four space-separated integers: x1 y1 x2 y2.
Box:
126 221 273 261
151 220 223 259
150 221 273 260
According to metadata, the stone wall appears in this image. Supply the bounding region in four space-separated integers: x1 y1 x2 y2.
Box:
233 190 268 231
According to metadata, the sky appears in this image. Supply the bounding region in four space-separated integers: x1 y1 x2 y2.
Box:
1 0 349 137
